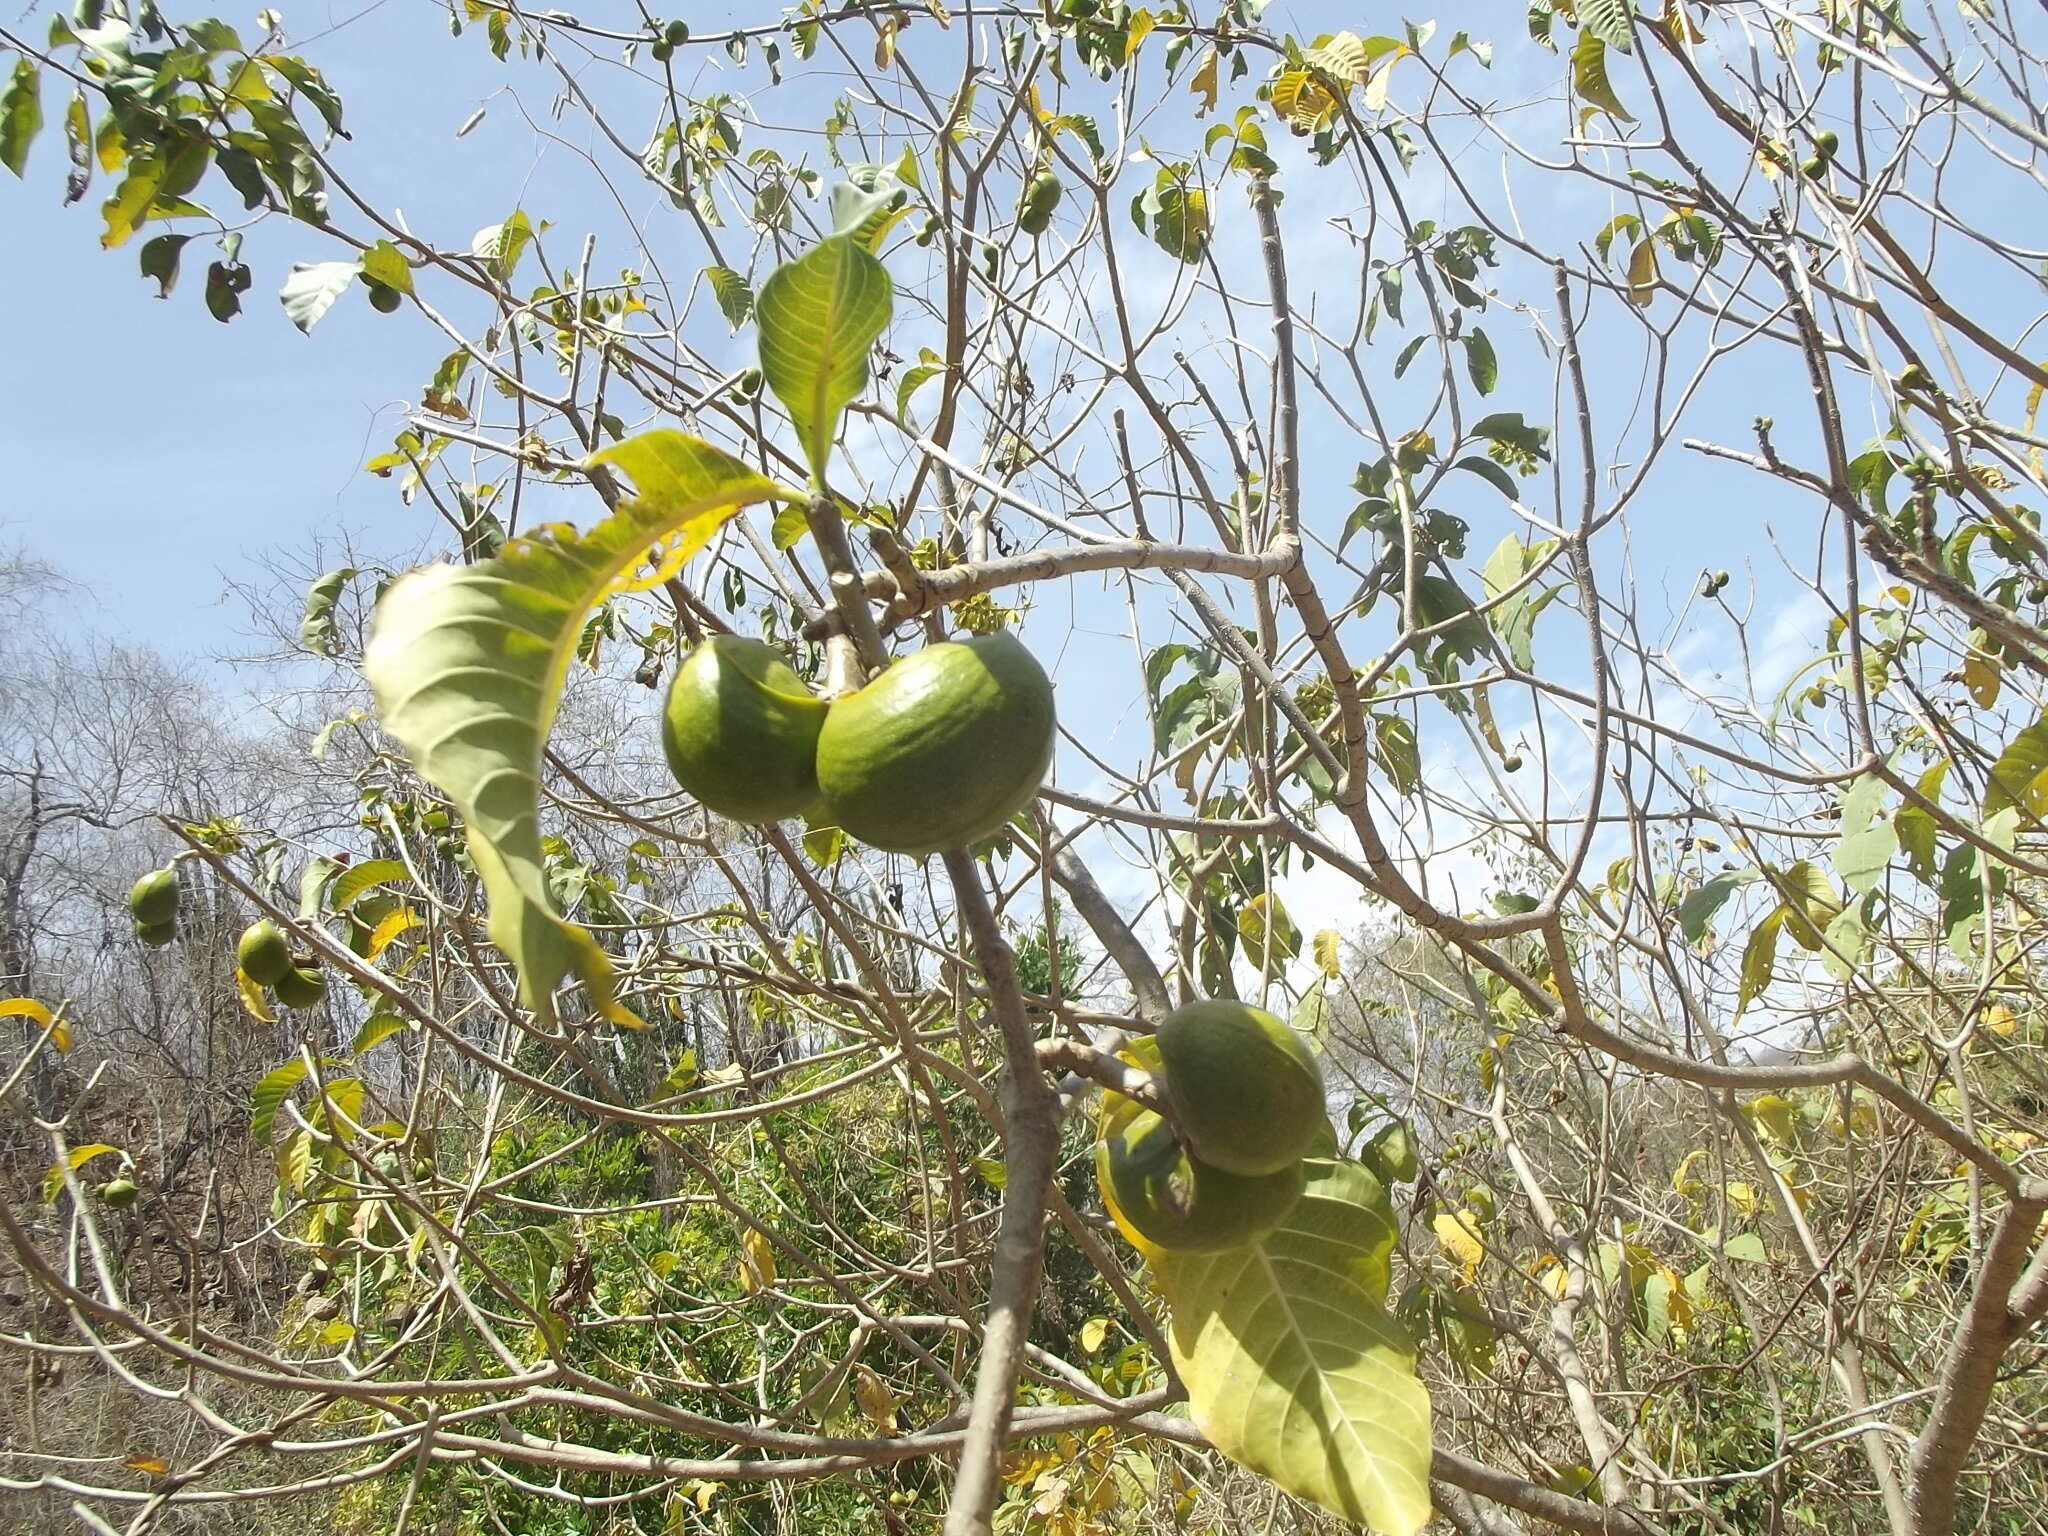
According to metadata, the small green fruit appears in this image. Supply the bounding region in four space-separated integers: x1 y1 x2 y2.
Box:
650 38 673 61
1156 999 1326 1177
1800 156 1828 179
1017 171 1062 236
134 918 178 948
1812 128 1839 158
1501 754 1524 773
663 19 689 44
273 966 328 1010
1897 362 1932 393
734 366 763 401
237 920 294 986
815 633 1055 855
129 867 180 926
368 283 402 314
1098 1103 1304 1254
99 1176 140 1210
662 636 829 823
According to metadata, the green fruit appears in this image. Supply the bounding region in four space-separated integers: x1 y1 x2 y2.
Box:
1156 999 1326 1177
129 867 180 926
663 19 689 44
368 283 402 314
662 636 829 823
274 966 328 1010
1897 362 1932 393
1098 1104 1304 1254
815 632 1055 855
1501 753 1524 773
134 918 178 948
650 38 673 61
1812 128 1839 158
735 365 763 401
99 1177 139 1209
1800 155 1827 179
1018 171 1061 236
237 921 294 985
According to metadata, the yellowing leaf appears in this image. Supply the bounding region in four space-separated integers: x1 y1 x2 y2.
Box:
1312 928 1342 978
1079 1316 1112 1355
1271 69 1340 134
364 431 794 1029
43 1144 121 1204
1155 1160 1429 1536
1725 1181 1759 1215
738 1227 777 1295
123 1455 169 1477
1433 1210 1485 1277
236 970 278 1023
366 905 421 960
1986 1004 2019 1037
852 1363 900 1432
1572 29 1635 122
1189 47 1219 115
0 997 71 1051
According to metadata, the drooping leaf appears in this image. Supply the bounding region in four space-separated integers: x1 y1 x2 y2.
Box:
1312 929 1342 979
361 238 415 296
300 567 359 655
1735 906 1785 1017
1153 1160 1430 1536
1572 30 1635 122
363 430 794 1027
704 264 754 330
755 235 892 482
280 259 363 334
0 59 42 178
250 1059 312 1142
350 1014 407 1054
138 233 190 298
1462 327 1497 394
1676 868 1756 943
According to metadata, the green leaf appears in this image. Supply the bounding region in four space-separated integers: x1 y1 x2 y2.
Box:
363 430 794 1027
895 354 947 423
1130 167 1210 263
1578 0 1635 53
300 566 359 655
1154 1159 1430 1536
1676 868 1755 943
1735 907 1784 1017
770 504 808 550
1372 714 1420 795
1462 327 1497 395
361 239 414 296
350 1014 407 1055
704 264 753 330
138 233 190 298
1237 892 1301 970
1722 1232 1768 1263
99 159 165 249
756 235 893 482
250 1059 312 1142
1985 713 2048 823
329 858 410 911
1 59 42 179
1572 30 1635 122
280 259 363 334
1832 774 1896 896
1292 976 1330 1042
1479 534 1561 671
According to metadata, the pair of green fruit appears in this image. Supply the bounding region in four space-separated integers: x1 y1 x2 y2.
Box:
1096 1000 1328 1255
128 866 182 946
661 631 1056 857
238 920 327 1009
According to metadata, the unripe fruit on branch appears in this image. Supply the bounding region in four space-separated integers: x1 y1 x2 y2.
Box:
662 636 829 823
1156 999 1326 1177
815 632 1055 855
237 920 294 986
